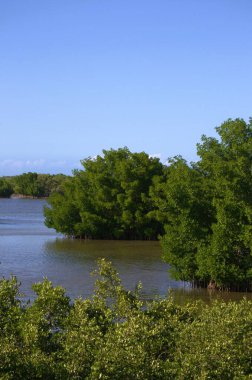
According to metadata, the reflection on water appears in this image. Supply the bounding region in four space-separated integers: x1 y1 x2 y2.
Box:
44 238 185 299
0 198 251 302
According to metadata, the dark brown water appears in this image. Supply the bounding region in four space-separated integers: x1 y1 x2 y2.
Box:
0 198 251 302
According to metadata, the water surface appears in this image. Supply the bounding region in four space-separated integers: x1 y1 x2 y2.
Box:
0 198 251 302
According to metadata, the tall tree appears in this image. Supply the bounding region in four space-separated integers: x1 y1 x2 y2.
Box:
152 157 214 283
160 118 252 290
45 147 164 239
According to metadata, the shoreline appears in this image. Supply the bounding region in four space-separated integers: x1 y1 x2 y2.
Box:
0 194 48 200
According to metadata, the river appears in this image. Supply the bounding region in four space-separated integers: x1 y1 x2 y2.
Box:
0 198 251 302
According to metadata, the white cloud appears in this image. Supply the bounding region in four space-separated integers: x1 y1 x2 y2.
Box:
0 159 46 168
149 153 162 159
0 158 80 175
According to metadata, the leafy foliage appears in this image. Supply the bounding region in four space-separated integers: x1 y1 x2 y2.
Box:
0 178 14 197
45 147 164 239
0 260 252 379
14 172 40 197
151 157 215 283
0 173 68 198
159 118 252 290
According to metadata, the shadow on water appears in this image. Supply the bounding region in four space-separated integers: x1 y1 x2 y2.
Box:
44 238 185 300
44 238 252 303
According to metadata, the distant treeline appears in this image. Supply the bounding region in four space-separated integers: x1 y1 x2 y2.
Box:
0 259 252 379
0 173 69 198
44 118 252 291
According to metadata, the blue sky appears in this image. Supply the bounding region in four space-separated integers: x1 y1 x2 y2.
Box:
0 0 252 175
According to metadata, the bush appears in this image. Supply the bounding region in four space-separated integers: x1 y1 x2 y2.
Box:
0 260 252 379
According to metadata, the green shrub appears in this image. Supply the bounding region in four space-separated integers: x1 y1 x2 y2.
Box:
0 260 251 379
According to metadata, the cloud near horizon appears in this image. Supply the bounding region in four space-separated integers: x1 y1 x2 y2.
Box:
0 158 76 175
0 159 46 168
0 154 164 175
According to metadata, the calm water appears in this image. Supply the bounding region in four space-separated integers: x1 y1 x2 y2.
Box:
0 198 251 302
